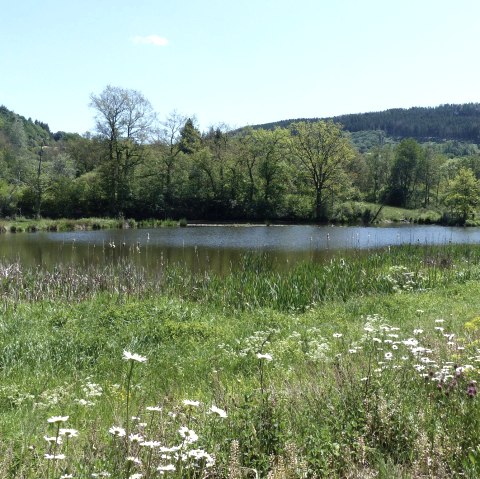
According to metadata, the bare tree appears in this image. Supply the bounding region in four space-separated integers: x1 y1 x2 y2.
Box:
90 85 156 215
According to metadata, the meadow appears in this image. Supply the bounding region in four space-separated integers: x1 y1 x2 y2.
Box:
1 244 480 478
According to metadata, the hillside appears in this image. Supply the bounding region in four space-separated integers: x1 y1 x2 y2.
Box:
252 103 480 143
0 105 52 150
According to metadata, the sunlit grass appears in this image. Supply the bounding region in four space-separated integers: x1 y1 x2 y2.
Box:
1 245 480 476
0 217 183 234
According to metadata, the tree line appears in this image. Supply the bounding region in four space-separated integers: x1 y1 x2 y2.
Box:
255 103 480 143
1 86 480 224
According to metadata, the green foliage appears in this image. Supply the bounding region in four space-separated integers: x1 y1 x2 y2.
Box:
386 138 423 207
1 100 480 223
289 120 356 221
444 167 480 224
255 103 480 143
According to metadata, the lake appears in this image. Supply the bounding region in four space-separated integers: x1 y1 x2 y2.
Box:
1 224 480 273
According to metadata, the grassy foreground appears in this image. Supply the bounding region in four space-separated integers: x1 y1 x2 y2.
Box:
1 246 480 477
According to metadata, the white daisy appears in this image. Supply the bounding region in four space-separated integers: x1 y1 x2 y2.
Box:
123 351 147 363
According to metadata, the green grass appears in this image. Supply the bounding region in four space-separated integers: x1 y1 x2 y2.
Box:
0 217 184 234
2 245 480 477
355 201 442 224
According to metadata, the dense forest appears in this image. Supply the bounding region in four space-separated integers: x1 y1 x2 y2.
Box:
2 90 480 224
255 103 480 143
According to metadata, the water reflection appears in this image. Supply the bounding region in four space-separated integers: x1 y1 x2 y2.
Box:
0 224 479 274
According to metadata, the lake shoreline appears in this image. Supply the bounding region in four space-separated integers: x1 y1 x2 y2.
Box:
0 216 470 234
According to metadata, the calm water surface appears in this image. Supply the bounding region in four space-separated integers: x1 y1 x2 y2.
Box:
0 225 480 273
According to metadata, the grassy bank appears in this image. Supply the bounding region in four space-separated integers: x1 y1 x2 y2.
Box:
1 246 480 477
0 217 183 233
337 201 442 225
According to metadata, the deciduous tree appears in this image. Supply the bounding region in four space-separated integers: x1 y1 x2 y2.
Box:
90 85 156 216
444 167 480 224
288 121 355 221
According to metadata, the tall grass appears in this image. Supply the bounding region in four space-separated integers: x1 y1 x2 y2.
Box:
1 245 480 477
1 244 480 309
0 217 183 234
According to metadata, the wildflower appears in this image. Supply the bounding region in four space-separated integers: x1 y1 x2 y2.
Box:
129 474 143 479
413 329 423 335
91 473 111 478
384 352 393 360
159 445 181 453
256 352 273 361
109 426 126 437
129 433 144 443
61 475 74 478
333 333 343 338
435 319 445 323
179 426 198 444
123 351 147 363
157 464 176 473
182 399 200 407
59 428 79 437
146 406 162 412
188 448 215 466
44 436 62 444
48 415 69 423
83 382 103 397
210 405 227 417
467 381 477 398
45 453 66 460
76 398 95 407
126 456 142 465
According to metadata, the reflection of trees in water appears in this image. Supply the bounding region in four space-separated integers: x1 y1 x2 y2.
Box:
0 226 478 274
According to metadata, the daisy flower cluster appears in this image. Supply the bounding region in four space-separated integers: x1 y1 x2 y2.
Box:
34 351 228 478
340 314 479 400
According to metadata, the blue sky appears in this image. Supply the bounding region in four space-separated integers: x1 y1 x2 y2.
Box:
1 0 479 134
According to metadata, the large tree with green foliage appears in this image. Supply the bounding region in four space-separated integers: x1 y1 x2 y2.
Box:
386 138 423 207
444 167 480 224
288 121 355 221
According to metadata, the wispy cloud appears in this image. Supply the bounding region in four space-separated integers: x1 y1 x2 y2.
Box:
132 35 169 46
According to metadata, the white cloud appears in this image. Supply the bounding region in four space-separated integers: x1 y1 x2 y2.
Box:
132 35 169 46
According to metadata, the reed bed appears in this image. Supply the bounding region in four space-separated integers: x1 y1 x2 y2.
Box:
0 217 182 234
0 244 480 309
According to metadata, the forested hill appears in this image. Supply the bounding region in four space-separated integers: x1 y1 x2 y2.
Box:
0 105 52 148
254 103 480 142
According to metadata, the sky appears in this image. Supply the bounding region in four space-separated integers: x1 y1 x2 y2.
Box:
1 0 480 134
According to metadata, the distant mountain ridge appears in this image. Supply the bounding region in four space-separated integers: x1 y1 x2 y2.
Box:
251 103 480 143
